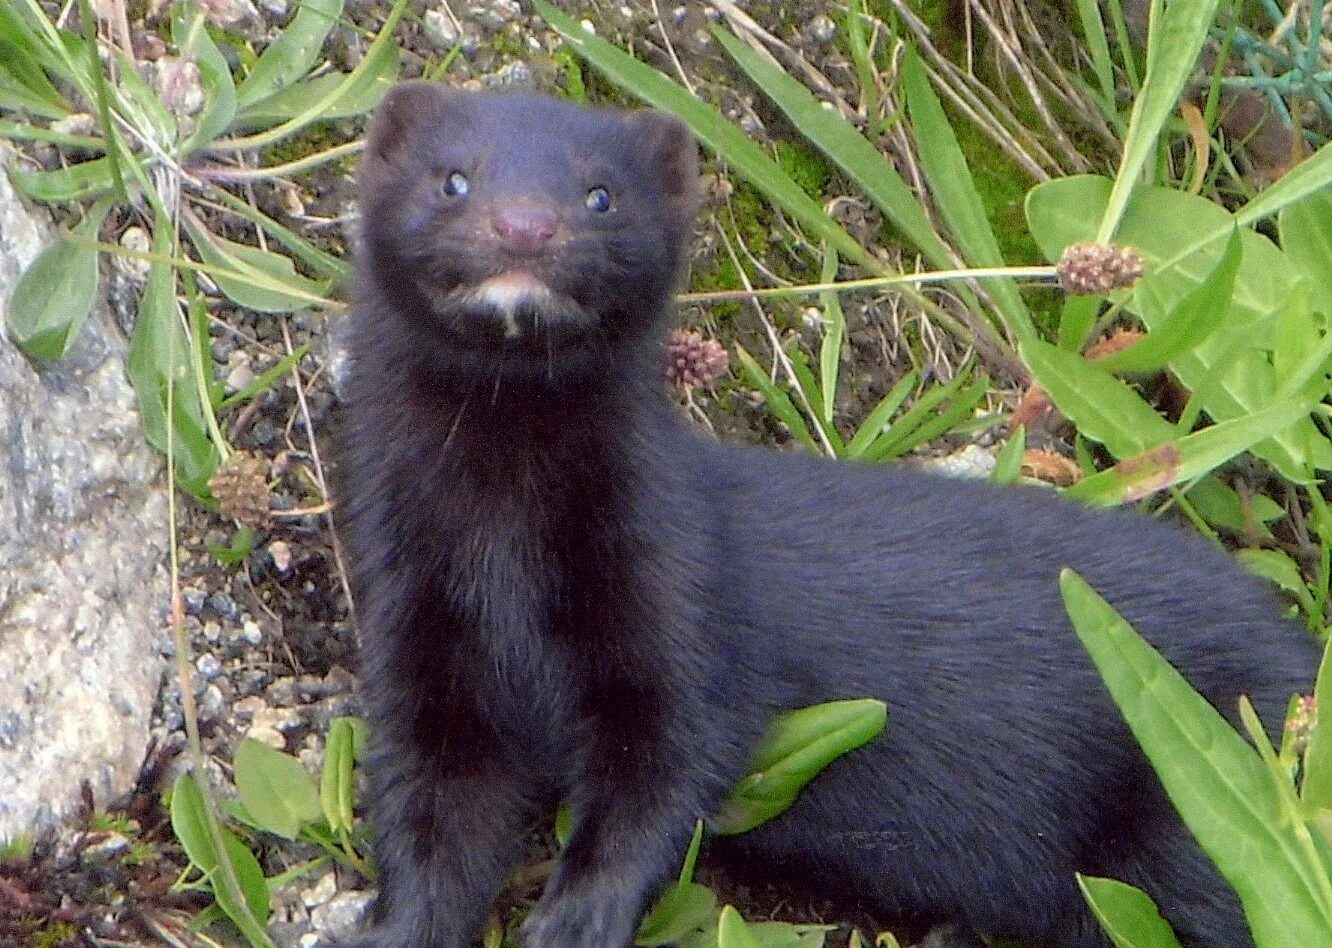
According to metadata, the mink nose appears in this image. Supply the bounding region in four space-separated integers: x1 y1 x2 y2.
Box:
490 204 559 255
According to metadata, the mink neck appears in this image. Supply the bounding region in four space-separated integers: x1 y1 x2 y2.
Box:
362 269 670 473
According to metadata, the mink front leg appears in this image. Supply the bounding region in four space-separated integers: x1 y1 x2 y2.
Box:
347 561 537 947
521 631 744 948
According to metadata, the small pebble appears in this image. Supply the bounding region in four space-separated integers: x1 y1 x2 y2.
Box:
196 653 223 680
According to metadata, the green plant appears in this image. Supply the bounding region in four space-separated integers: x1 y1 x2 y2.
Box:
0 0 404 497
169 716 369 941
1061 570 1332 945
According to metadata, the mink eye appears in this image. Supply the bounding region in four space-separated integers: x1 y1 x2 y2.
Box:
585 187 611 213
440 171 469 198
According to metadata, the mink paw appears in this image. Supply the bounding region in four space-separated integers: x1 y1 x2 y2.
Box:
519 892 638 948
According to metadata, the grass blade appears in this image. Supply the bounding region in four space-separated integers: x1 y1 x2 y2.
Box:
1097 0 1220 242
710 25 954 273
533 0 878 272
900 47 1035 345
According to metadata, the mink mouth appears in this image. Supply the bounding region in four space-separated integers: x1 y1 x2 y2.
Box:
413 270 600 348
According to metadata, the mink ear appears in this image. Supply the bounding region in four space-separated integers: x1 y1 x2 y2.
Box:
629 110 699 213
364 81 458 168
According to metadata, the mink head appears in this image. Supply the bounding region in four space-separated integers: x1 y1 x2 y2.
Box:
356 83 699 382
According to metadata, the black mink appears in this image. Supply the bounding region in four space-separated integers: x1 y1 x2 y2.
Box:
337 82 1316 948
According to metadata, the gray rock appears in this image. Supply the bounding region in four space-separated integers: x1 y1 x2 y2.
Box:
0 146 170 842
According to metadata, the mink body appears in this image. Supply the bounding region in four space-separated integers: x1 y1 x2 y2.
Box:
338 84 1316 948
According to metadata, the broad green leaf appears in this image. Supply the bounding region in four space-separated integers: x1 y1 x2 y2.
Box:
236 0 344 109
734 344 819 453
1185 476 1282 537
533 0 878 272
1078 876 1182 948
1060 571 1332 943
1302 638 1332 809
185 218 330 312
1095 230 1241 375
1021 338 1175 458
718 907 762 948
170 775 273 935
716 699 886 835
173 11 237 155
710 26 954 274
6 202 107 359
1026 175 1329 479
1097 0 1219 242
234 739 321 841
320 717 357 836
844 371 918 460
901 47 1034 345
1066 399 1319 506
11 156 116 202
1278 187 1332 314
636 883 717 946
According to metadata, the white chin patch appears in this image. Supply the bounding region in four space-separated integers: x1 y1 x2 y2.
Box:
473 273 552 338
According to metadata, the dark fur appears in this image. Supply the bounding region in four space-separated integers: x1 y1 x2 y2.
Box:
337 84 1316 947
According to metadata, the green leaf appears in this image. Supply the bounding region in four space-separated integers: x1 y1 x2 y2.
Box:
234 739 322 841
320 717 357 836
816 246 842 426
1026 174 1330 480
1078 876 1183 948
734 344 819 453
748 922 833 947
1060 571 1332 944
1066 399 1319 506
236 0 344 109
1301 638 1332 809
223 0 405 150
716 699 886 835
990 426 1025 486
0 62 70 119
844 371 918 459
126 223 219 494
710 26 954 275
1058 295 1100 352
865 374 988 461
173 11 236 155
636 883 717 946
1021 337 1176 458
1095 230 1241 375
901 47 1034 345
1238 549 1316 616
1278 187 1332 314
533 0 878 272
169 775 273 932
718 907 762 948
234 68 396 128
11 157 116 203
185 217 330 312
6 203 107 359
1184 476 1282 537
